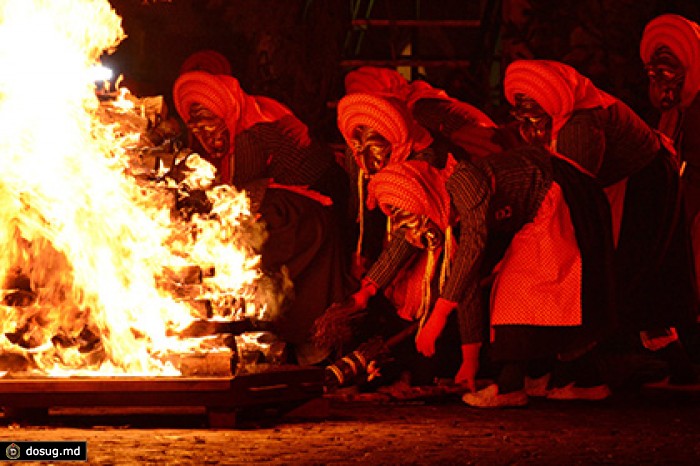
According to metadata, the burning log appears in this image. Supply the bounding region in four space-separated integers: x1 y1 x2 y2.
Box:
2 269 36 306
1 322 106 374
161 264 205 285
0 0 269 377
164 348 236 377
174 318 276 339
0 352 32 373
175 185 214 220
234 331 287 375
1 289 36 307
167 319 279 377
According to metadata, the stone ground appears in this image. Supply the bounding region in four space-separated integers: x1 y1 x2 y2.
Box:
0 387 698 465
0 362 700 465
0 350 698 465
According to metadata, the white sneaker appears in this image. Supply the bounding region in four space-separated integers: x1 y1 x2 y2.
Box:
462 384 528 408
546 382 611 401
524 373 551 397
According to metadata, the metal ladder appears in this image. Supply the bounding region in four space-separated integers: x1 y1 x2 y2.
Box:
340 0 501 84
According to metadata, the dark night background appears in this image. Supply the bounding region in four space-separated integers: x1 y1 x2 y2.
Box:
0 3 699 458
104 0 700 142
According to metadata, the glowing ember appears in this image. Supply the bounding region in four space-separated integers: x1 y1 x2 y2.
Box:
0 0 270 376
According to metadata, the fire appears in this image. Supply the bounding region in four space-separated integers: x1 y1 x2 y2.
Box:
0 0 270 376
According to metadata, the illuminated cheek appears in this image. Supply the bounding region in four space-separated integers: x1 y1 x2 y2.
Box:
202 133 229 157
422 227 443 250
519 123 538 144
402 228 426 249
521 122 551 146
361 152 387 175
367 157 385 173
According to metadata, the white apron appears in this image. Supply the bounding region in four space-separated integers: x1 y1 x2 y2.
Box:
490 182 582 326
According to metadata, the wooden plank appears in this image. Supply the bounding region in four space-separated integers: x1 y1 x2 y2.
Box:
0 376 233 393
0 368 325 411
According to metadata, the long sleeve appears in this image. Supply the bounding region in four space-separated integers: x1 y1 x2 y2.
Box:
365 231 419 289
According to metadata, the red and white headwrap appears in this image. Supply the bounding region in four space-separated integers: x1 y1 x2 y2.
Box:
367 160 455 322
640 13 700 108
173 71 241 165
367 160 452 231
337 93 432 164
179 49 232 76
504 60 617 139
173 71 294 182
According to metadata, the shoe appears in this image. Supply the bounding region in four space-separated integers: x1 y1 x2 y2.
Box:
644 376 700 392
462 384 528 408
546 382 611 401
524 373 551 397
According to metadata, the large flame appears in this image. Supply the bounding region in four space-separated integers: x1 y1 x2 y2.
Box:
0 0 269 375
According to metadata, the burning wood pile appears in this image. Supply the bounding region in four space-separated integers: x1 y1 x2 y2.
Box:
0 0 286 379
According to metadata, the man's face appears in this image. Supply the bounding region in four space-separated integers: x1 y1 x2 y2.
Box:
187 103 231 159
511 94 553 146
646 46 685 111
350 125 392 176
389 207 443 250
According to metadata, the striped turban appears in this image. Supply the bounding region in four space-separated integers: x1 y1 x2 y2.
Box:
367 160 452 235
640 14 700 108
344 66 410 99
174 72 304 184
337 93 432 164
173 70 241 150
179 50 232 76
173 71 290 148
504 60 617 139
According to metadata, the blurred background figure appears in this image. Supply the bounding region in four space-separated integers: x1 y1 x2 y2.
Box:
640 13 700 318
